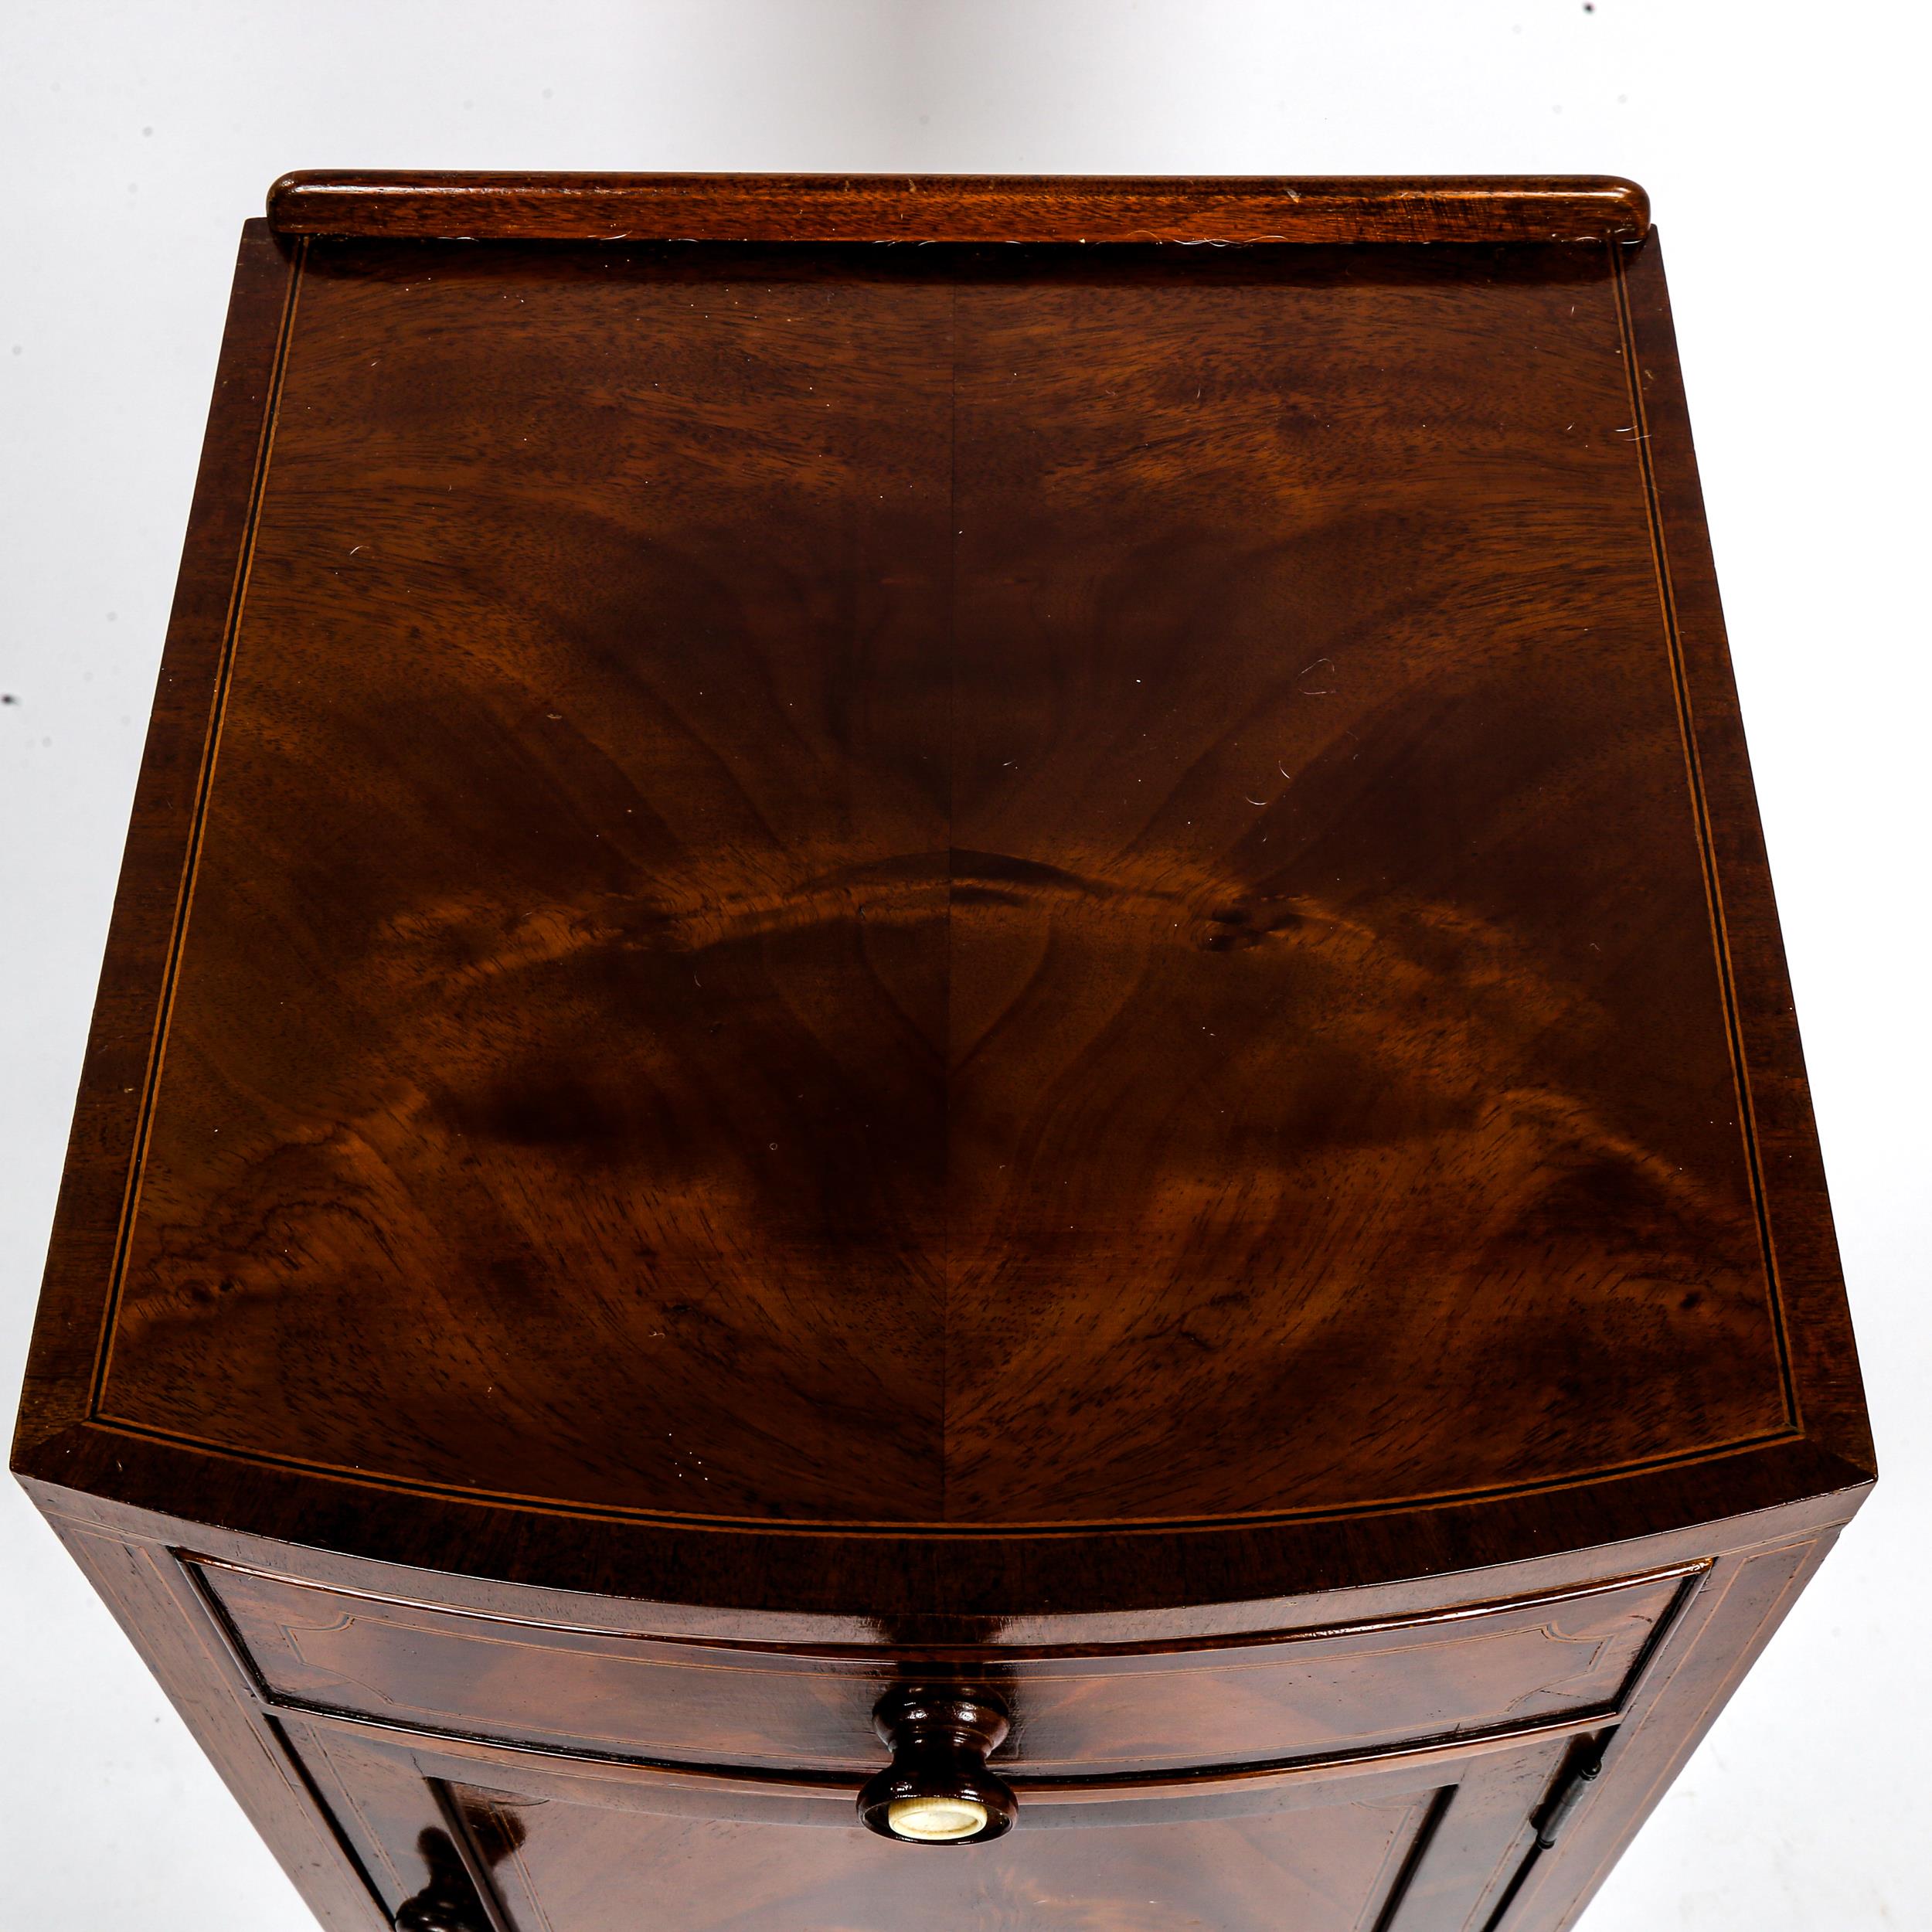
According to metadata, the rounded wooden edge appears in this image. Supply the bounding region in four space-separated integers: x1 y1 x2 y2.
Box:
18 1430 1872 1640
265 171 1651 244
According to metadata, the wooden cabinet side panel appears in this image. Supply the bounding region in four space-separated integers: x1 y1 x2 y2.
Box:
46 1509 389 1932
1499 1529 1840 1931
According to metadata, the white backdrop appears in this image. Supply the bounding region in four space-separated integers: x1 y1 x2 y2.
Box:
2 5 1926 1927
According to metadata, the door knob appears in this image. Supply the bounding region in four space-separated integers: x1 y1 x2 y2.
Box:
857 1685 1017 1844
392 1828 489 1932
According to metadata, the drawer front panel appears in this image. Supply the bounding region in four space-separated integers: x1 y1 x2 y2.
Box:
199 1562 1685 1776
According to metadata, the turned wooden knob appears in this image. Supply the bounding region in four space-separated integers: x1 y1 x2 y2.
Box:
392 1828 489 1931
393 1893 481 1932
857 1685 1017 1844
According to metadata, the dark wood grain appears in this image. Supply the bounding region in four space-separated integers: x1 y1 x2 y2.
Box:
267 172 1651 243
466 1773 1443 1929
197 1558 1687 1776
10 174 1872 1932
283 1713 1577 1932
25 236 1801 1544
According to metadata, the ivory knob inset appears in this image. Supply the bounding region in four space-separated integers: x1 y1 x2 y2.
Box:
886 1794 992 1842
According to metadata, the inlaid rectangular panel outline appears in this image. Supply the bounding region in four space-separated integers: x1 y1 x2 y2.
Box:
181 1550 1704 1787
456 1773 1447 1932
78 227 1801 1530
1608 238 1796 1429
84 232 311 1417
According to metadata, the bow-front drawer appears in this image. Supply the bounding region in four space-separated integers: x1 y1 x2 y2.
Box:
194 1560 1691 1780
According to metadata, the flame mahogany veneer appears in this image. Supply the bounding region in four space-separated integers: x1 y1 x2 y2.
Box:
14 174 1872 1932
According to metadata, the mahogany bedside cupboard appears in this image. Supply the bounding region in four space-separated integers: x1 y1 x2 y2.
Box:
12 174 1873 1932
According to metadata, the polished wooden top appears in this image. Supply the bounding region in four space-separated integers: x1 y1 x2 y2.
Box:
14 177 1869 1621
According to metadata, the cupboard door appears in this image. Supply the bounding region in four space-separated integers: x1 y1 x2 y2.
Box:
286 1720 1584 1932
